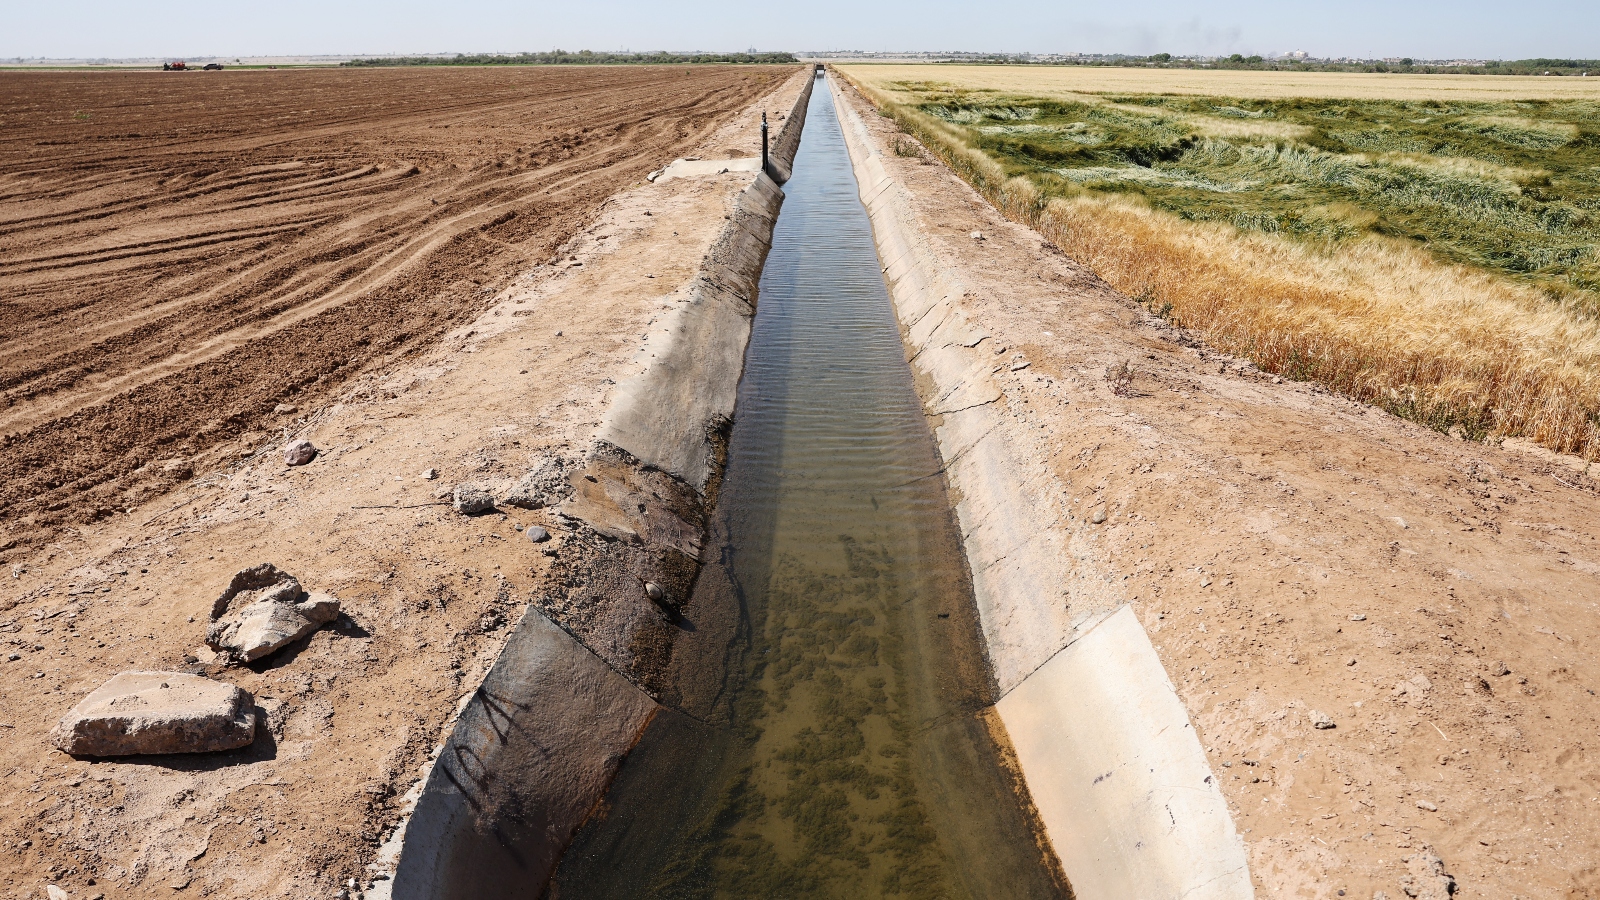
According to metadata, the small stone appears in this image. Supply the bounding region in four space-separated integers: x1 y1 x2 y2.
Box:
1491 660 1510 676
526 526 550 543
1351 614 1367 621
282 439 317 466
1311 710 1336 729
47 886 70 900
50 671 256 756
453 484 495 516
421 468 438 480
1416 799 1438 812
273 403 298 415
970 231 984 240
6 653 17 662
645 582 666 602
1090 508 1108 524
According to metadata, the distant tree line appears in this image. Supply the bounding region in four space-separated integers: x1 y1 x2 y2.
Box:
342 50 798 67
943 54 1600 76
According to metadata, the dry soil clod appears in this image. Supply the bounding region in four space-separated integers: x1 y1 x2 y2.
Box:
452 483 495 515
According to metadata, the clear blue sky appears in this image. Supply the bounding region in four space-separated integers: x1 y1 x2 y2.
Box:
6 0 1594 61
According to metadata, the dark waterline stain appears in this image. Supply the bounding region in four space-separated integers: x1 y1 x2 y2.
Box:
551 79 1065 900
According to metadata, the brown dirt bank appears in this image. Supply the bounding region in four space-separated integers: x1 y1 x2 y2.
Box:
835 75 1600 900
0 65 792 554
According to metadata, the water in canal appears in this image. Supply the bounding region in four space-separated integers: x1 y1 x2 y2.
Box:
551 77 1065 900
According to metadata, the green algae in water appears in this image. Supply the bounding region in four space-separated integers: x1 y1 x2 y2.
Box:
645 546 963 899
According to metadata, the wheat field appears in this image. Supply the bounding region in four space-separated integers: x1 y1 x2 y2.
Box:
839 66 1600 458
842 64 1600 102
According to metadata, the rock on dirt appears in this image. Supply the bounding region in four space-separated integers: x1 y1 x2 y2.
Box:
283 439 317 466
1311 710 1336 729
205 564 340 663
501 457 567 509
526 526 550 543
1400 848 1456 899
50 671 257 756
453 483 495 515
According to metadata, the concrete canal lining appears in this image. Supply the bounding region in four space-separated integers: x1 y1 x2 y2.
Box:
829 72 1254 900
381 73 814 900
385 65 1248 900
550 74 1063 899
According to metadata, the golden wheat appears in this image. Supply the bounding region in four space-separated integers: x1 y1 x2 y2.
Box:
841 64 1600 102
842 73 1600 459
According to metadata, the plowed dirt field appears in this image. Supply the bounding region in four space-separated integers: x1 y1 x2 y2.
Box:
0 65 789 551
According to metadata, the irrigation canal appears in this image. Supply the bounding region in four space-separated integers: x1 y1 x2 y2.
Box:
550 76 1066 900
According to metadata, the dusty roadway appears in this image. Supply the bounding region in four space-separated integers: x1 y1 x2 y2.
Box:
834 75 1600 900
0 68 808 899
0 64 791 550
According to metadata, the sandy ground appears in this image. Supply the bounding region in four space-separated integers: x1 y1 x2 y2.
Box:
0 69 809 900
0 65 792 552
834 76 1600 900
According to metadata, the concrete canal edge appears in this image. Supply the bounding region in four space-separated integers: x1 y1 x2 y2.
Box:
372 72 815 900
828 72 1254 900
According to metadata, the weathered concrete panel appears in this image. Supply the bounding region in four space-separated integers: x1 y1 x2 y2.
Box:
997 606 1252 900
390 609 656 900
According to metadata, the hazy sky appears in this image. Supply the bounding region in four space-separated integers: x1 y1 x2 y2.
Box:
6 0 1595 61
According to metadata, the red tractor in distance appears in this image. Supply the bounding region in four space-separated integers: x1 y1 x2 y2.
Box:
162 61 188 71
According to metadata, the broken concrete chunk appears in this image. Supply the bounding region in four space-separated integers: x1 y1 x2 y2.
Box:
51 671 256 757
453 483 495 515
501 457 567 510
209 563 302 619
206 564 340 663
283 439 317 466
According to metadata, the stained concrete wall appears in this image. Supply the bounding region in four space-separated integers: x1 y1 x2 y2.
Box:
829 72 1254 900
383 72 814 900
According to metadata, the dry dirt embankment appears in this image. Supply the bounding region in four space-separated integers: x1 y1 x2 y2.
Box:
0 69 810 900
834 74 1600 900
0 64 793 552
